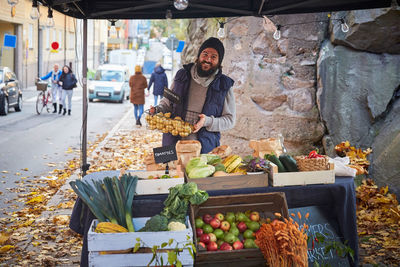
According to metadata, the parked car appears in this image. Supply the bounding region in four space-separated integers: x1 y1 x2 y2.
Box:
88 64 130 103
0 66 22 116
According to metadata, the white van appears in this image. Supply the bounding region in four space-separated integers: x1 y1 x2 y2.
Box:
88 64 130 103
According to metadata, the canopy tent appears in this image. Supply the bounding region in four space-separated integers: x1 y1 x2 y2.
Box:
41 0 394 19
36 0 396 176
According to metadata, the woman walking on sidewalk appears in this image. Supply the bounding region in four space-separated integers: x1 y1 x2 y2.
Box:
39 64 62 113
58 65 77 116
129 65 148 126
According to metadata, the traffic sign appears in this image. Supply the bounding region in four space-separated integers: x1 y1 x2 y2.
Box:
166 36 179 51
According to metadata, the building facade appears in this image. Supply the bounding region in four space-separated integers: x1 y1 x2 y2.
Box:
0 0 107 88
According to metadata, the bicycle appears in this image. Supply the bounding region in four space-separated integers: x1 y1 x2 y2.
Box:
35 79 52 114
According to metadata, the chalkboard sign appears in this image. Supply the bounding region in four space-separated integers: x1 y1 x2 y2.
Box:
153 145 177 164
289 206 351 267
163 87 181 104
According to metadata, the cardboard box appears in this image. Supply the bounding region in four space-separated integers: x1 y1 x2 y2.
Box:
88 217 194 267
190 192 289 266
185 172 268 191
128 170 184 195
268 162 335 187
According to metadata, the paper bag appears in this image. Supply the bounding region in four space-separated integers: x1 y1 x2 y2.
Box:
249 138 283 158
145 153 178 171
175 140 202 168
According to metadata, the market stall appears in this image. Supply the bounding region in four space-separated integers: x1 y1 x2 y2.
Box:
70 170 358 267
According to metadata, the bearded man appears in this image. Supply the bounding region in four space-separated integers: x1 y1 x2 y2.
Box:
153 37 236 153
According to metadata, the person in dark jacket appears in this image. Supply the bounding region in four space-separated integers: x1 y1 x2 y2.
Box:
147 63 168 106
58 65 77 116
151 37 236 153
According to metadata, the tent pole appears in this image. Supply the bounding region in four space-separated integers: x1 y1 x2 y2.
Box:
82 18 89 176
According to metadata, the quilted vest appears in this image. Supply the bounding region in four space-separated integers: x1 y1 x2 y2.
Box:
162 63 234 153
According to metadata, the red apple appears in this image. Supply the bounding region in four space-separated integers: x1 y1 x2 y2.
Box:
200 233 210 244
233 240 244 250
207 241 218 251
208 233 217 242
237 221 247 233
210 218 221 229
198 241 206 250
203 214 213 224
220 220 231 231
250 211 260 222
196 228 204 237
215 213 224 221
219 242 233 251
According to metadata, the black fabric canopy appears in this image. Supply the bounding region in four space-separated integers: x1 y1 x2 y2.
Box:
41 0 394 19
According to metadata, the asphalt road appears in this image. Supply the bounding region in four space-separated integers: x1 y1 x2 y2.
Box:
0 86 132 211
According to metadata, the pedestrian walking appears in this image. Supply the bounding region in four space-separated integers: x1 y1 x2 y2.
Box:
129 65 148 126
147 63 168 106
39 64 62 113
58 65 77 116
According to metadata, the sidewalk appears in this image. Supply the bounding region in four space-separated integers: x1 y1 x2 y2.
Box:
11 107 160 266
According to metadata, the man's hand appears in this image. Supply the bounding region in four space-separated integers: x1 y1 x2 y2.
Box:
149 105 156 115
193 114 206 133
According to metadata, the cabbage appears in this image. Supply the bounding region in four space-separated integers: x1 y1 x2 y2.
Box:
201 154 222 165
185 155 207 175
188 165 215 179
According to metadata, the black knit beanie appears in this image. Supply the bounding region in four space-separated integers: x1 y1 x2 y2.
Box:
197 37 225 66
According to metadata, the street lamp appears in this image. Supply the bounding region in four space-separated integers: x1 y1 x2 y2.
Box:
174 0 188 10
30 0 40 20
108 19 118 37
47 7 55 28
7 0 19 7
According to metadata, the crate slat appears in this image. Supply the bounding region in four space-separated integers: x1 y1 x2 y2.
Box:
186 173 268 191
269 162 335 187
89 250 193 267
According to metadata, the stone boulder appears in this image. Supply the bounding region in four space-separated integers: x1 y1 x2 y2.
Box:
330 8 400 54
317 41 400 154
370 98 400 197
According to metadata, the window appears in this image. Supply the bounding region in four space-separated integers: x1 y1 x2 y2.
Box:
53 29 57 43
59 30 63 50
69 32 74 49
46 28 50 49
28 24 34 49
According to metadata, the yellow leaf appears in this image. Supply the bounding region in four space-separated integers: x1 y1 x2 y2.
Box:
0 233 10 245
26 195 44 205
0 245 14 253
22 168 29 171
1 171 8 174
15 172 21 176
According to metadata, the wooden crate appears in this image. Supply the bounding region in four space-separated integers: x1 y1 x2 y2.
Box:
88 217 194 267
268 162 335 187
128 170 184 195
190 192 289 266
185 172 268 191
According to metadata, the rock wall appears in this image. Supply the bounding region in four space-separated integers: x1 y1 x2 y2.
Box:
220 14 328 155
181 7 400 194
318 7 400 195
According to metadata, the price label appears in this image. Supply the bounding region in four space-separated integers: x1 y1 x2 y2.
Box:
153 145 177 164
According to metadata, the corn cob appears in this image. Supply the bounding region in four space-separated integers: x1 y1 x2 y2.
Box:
95 222 128 233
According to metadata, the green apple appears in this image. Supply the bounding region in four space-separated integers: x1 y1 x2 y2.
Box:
195 217 205 228
213 228 224 240
225 212 235 223
203 224 214 234
223 232 236 244
243 229 255 240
